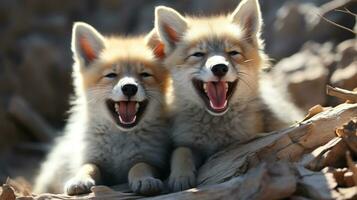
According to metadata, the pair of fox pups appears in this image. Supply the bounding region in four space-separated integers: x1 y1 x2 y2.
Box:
34 0 302 196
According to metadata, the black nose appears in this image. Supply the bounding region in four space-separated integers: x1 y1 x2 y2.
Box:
122 84 138 97
211 64 228 77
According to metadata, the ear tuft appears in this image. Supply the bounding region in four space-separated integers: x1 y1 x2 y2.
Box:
230 0 262 38
78 36 96 62
163 24 180 43
145 29 165 60
72 22 105 66
145 29 166 59
155 6 187 52
154 43 166 59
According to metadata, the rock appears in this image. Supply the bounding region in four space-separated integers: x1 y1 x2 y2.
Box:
270 42 332 111
269 38 357 110
331 62 357 90
265 0 356 60
335 39 357 70
329 39 357 104
267 2 313 60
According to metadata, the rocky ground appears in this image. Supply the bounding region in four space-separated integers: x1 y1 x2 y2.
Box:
0 0 356 199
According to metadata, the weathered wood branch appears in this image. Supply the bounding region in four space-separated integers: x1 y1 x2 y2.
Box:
300 137 348 171
327 85 357 102
148 162 296 200
197 103 357 186
3 162 297 200
295 165 357 200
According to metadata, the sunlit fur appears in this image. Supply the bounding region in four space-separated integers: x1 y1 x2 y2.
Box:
34 23 170 194
157 8 302 157
155 0 303 192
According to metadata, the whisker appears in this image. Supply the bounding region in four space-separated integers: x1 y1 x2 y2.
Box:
243 59 254 63
236 71 249 76
190 71 201 76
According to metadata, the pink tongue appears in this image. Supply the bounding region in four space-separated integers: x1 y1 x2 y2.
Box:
118 101 136 124
206 81 227 110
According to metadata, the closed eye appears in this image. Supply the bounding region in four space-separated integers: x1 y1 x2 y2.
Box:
228 50 240 56
140 72 152 78
190 52 205 57
104 73 117 78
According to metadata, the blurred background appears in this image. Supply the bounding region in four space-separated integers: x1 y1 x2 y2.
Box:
0 0 356 186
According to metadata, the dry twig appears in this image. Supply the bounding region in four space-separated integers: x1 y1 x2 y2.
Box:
336 8 357 17
318 13 357 34
319 0 357 16
327 85 357 103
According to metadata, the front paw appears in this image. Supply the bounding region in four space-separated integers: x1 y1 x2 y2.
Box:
64 176 95 195
129 177 163 196
168 170 196 192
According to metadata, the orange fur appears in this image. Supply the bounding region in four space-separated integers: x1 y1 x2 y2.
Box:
80 36 169 96
164 24 179 43
79 37 97 61
154 43 166 59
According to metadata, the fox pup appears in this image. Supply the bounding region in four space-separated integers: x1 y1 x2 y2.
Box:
34 22 170 196
154 0 303 192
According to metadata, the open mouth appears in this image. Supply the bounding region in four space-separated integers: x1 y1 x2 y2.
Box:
192 79 238 114
106 99 148 129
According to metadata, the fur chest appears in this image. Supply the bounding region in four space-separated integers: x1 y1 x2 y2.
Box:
171 102 262 157
82 121 170 185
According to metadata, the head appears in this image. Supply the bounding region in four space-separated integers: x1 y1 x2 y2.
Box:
155 0 267 116
72 22 168 131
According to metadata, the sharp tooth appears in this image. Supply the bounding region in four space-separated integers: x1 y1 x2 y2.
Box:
203 83 207 92
224 82 228 89
136 103 139 112
115 103 119 111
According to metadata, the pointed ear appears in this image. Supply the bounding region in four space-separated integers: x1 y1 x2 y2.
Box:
71 22 105 66
230 0 262 39
155 6 187 53
145 29 165 60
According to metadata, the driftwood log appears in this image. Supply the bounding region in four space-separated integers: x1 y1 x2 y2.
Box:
197 103 357 186
1 102 356 200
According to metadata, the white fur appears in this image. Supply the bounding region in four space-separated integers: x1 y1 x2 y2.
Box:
34 22 170 194
110 76 146 102
155 6 187 53
72 22 105 66
155 1 303 192
157 2 299 158
201 55 236 82
230 0 262 36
